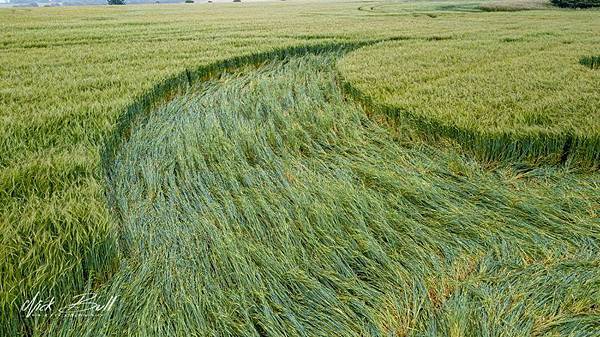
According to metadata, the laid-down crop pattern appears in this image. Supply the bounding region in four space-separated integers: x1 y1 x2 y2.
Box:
43 51 600 337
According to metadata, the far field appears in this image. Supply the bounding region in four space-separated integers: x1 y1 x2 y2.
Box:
0 1 598 336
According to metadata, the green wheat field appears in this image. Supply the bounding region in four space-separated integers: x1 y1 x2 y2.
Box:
1 0 599 336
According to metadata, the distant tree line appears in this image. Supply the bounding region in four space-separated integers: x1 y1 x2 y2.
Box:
551 0 600 8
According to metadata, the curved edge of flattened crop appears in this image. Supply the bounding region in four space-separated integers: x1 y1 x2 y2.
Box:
101 41 366 216
100 35 419 197
337 68 599 170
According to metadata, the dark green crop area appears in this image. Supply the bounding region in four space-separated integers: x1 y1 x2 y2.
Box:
338 33 600 166
1 1 599 336
580 55 600 69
